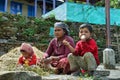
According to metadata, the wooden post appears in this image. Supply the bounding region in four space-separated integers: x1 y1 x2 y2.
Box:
103 0 116 69
105 0 111 48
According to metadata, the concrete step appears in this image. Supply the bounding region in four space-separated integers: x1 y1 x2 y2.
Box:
42 74 93 80
95 64 120 80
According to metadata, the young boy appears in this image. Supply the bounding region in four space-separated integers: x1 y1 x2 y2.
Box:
63 24 100 76
17 43 37 67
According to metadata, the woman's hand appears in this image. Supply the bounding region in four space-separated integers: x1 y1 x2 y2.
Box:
50 56 60 61
63 39 70 46
41 56 60 64
63 39 75 53
42 57 52 64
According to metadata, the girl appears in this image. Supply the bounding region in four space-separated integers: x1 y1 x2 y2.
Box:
18 43 37 66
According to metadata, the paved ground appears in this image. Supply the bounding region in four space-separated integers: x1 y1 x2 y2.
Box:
95 64 120 80
42 74 93 80
42 64 120 80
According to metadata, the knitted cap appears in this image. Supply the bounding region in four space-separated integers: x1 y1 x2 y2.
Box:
20 43 34 55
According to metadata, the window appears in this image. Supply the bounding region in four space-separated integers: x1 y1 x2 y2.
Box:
10 1 22 14
28 5 35 17
0 0 5 12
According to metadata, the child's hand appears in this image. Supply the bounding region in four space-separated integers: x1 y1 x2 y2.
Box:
63 39 70 46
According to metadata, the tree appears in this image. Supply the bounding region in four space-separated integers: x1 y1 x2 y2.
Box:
110 0 120 8
68 0 120 8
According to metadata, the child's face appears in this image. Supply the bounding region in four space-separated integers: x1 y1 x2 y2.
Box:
79 27 91 40
21 51 29 58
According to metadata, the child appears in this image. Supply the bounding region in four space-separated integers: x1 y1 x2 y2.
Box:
63 24 100 76
17 43 37 67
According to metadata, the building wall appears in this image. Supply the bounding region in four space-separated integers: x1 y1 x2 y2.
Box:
6 0 42 17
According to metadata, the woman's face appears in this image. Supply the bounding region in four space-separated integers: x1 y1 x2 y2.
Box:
79 27 91 40
54 27 65 38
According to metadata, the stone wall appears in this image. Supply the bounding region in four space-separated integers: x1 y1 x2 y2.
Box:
0 13 120 63
0 40 48 56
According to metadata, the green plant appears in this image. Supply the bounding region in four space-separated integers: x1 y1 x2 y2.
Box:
96 38 106 47
13 15 27 27
23 28 35 36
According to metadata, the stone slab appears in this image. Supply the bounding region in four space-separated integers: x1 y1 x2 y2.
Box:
95 64 120 80
0 71 42 80
42 74 93 80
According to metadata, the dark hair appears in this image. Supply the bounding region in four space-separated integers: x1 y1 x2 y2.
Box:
63 28 68 35
79 24 93 33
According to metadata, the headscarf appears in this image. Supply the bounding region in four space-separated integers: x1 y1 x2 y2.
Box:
54 22 69 35
20 43 34 55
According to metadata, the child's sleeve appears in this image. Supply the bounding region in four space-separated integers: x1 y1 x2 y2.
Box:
18 56 23 65
74 41 82 56
81 40 97 53
29 54 37 66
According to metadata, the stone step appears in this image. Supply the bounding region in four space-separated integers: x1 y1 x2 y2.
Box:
94 64 120 80
42 74 93 80
0 71 42 80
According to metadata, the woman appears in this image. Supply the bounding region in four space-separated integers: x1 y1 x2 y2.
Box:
41 22 75 74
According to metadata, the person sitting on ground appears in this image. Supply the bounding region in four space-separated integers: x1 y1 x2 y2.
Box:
17 43 37 67
63 23 100 76
41 22 75 74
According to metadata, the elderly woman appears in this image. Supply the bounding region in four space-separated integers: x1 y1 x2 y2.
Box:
42 22 75 74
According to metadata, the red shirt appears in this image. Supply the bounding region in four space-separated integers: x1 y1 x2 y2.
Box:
18 54 37 66
74 39 100 65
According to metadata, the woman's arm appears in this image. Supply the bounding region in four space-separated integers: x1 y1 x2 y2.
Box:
63 40 82 56
63 40 75 53
44 39 54 58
